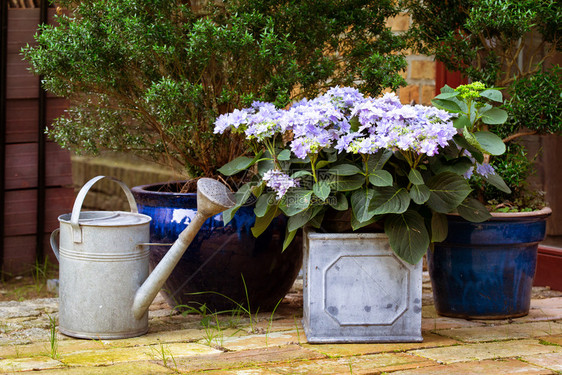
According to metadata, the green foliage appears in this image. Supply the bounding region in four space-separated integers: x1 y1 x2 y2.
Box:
404 0 561 210
403 0 561 87
504 66 562 137
222 138 484 265
23 0 407 177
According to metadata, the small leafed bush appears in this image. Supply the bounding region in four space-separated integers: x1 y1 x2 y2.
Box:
23 0 407 178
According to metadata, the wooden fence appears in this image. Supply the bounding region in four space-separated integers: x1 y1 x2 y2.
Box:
1 0 73 275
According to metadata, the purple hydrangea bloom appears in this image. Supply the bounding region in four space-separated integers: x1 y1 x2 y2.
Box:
476 163 496 178
214 87 458 160
262 170 300 199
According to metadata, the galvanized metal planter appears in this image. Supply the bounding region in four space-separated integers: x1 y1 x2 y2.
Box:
302 229 423 343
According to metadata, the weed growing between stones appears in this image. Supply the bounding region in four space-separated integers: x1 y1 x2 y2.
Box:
46 314 59 359
177 274 261 335
539 338 561 347
149 341 178 373
294 316 302 345
265 299 283 347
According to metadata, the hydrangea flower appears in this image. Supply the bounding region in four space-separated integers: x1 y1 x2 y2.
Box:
213 87 457 160
339 96 456 156
214 101 285 141
465 162 496 179
262 170 300 199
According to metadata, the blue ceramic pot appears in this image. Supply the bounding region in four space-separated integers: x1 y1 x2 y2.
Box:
131 181 303 311
428 207 551 319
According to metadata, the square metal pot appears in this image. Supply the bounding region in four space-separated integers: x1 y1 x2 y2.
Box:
303 229 423 343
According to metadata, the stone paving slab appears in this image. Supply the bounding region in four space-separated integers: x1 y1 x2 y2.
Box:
435 321 562 343
522 351 562 372
0 356 64 373
167 345 325 373
302 332 459 357
540 333 562 346
31 362 174 374
219 330 303 351
60 342 220 367
411 339 562 364
265 352 436 374
389 358 552 374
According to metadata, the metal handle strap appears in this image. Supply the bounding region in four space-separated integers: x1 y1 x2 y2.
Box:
70 175 139 243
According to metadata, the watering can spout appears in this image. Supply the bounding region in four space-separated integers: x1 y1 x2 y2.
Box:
132 178 235 320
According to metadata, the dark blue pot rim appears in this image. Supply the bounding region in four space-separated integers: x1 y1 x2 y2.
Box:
446 207 551 223
131 180 199 207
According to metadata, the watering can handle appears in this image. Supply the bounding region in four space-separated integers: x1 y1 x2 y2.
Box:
50 228 60 261
70 176 139 243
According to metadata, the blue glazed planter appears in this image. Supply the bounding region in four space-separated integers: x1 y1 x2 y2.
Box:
131 181 303 311
428 207 551 319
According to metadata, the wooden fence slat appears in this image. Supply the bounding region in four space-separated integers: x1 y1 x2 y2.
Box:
4 187 74 236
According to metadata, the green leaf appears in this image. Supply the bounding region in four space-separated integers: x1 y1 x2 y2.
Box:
439 84 455 94
329 192 348 211
254 193 273 217
316 160 331 169
432 98 462 113
351 214 381 231
251 204 278 237
331 174 365 191
308 209 325 229
483 173 512 194
431 212 448 242
409 184 431 204
408 169 424 185
474 131 506 155
279 190 313 216
385 210 429 265
277 149 291 161
453 114 471 129
223 183 252 224
426 172 472 213
480 89 503 103
257 157 275 176
292 170 312 178
430 156 474 176
313 180 331 201
369 186 410 215
288 209 313 232
366 149 393 171
328 164 362 176
453 135 484 163
462 127 485 153
457 197 492 222
481 107 508 125
282 228 298 251
368 169 393 187
351 189 376 223
218 155 257 176
349 116 360 132
434 91 460 100
251 182 265 198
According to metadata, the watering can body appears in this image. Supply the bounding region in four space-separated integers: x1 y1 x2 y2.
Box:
51 176 235 339
52 176 152 339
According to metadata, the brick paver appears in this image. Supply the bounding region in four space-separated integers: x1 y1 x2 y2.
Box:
1 277 561 374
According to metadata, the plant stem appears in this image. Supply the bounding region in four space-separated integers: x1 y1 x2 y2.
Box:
309 154 319 183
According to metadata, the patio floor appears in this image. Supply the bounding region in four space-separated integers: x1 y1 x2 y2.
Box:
1 274 562 374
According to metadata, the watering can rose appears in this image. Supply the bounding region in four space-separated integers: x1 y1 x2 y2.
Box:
214 86 508 265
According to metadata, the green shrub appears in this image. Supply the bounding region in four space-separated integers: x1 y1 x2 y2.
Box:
23 0 407 178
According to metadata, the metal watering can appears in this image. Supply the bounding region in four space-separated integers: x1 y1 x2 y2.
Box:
50 175 234 339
